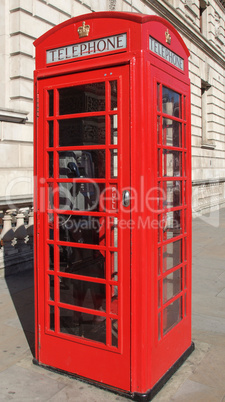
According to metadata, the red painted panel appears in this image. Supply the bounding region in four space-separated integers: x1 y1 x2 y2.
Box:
35 65 131 391
34 12 192 397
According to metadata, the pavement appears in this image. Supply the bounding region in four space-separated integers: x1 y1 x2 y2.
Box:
1 208 225 401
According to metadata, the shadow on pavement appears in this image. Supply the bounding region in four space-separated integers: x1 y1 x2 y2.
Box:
5 269 35 356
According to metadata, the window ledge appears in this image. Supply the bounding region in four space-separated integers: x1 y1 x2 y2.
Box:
215 35 224 45
201 141 216 150
0 108 28 124
185 3 198 18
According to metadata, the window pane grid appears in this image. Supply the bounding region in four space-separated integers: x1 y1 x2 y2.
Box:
157 292 184 315
157 83 187 341
159 145 186 152
44 77 120 349
158 292 183 313
161 114 184 123
162 297 182 336
53 111 107 120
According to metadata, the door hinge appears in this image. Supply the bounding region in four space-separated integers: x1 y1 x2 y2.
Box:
37 211 40 235
38 324 41 350
37 93 39 118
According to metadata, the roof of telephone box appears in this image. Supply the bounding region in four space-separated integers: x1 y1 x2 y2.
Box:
34 12 184 48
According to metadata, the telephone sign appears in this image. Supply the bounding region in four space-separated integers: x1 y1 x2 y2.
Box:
46 33 127 63
34 12 193 400
149 36 184 70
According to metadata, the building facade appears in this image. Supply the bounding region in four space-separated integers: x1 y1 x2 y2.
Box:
0 0 225 216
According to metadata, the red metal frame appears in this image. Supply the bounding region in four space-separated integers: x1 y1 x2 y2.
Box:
35 66 131 390
34 11 192 397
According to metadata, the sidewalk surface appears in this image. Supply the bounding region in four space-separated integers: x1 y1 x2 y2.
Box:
1 209 225 401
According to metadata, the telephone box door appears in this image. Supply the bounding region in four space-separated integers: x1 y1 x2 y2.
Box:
36 65 131 390
149 65 192 386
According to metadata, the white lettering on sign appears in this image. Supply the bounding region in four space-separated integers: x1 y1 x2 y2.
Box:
46 33 127 64
149 37 184 71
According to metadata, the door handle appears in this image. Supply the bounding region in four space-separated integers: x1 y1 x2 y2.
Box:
122 190 130 207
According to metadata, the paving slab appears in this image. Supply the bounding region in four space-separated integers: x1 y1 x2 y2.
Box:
188 344 225 391
0 365 66 401
0 208 225 401
192 313 225 334
171 379 225 402
47 381 128 402
0 327 31 373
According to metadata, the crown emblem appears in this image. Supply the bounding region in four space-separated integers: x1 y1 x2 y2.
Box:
165 29 171 45
77 21 90 38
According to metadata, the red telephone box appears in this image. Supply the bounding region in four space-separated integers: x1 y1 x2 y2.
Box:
34 12 193 400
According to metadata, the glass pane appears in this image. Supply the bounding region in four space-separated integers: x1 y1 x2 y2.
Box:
157 116 161 144
184 124 186 148
158 280 161 308
183 180 187 205
163 210 182 240
59 83 105 115
109 217 118 247
183 96 186 120
157 83 160 112
158 313 161 341
107 185 118 213
59 117 105 147
158 248 161 275
163 268 181 303
162 150 182 177
163 181 182 208
162 118 182 147
184 292 187 317
48 185 54 210
157 150 161 177
50 305 55 331
163 239 182 271
184 237 187 261
60 308 106 344
111 319 118 347
183 266 187 289
158 215 161 242
110 285 118 315
59 246 105 279
162 87 181 118
163 297 182 335
58 182 104 212
48 90 54 117
49 244 54 270
184 209 187 233
59 215 106 246
49 275 54 301
184 152 187 177
48 213 54 240
111 251 118 280
48 121 54 147
110 115 118 145
157 183 162 210
110 149 118 178
60 277 106 311
48 152 53 178
110 81 117 110
58 150 105 179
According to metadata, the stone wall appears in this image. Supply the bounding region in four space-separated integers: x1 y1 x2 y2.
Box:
192 179 225 216
0 0 224 215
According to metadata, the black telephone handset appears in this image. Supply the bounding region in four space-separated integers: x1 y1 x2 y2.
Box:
67 161 80 177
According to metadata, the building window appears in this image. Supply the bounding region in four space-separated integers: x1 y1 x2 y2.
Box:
199 0 207 36
201 80 215 149
214 11 223 44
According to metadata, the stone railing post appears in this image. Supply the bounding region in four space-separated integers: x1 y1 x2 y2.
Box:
14 212 27 251
27 208 34 248
0 213 17 255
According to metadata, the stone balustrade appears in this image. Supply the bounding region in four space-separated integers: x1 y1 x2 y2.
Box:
0 207 34 276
